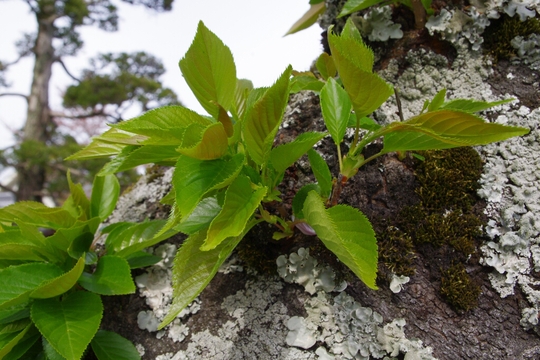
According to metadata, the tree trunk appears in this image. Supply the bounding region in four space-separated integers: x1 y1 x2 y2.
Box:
16 3 56 201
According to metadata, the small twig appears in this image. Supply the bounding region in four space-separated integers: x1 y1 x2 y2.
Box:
395 88 404 122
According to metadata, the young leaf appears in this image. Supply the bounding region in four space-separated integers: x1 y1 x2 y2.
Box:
0 202 76 229
175 197 221 235
439 98 514 113
320 77 352 145
243 66 292 165
159 230 244 328
107 220 177 258
289 75 325 94
30 256 86 299
31 292 103 360
173 153 244 219
91 330 141 360
428 89 447 112
78 255 136 295
47 218 101 254
269 132 326 174
0 229 51 262
307 149 333 198
201 175 266 251
180 21 237 118
285 2 326 35
90 174 120 221
0 263 63 311
315 53 337 80
347 114 382 131
176 122 229 160
292 183 322 219
338 0 385 17
328 21 374 73
303 191 378 289
65 138 126 161
232 79 254 120
98 145 179 175
66 171 91 220
383 110 530 151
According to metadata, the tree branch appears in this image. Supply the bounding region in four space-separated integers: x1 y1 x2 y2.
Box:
49 109 106 119
55 58 81 82
0 182 16 196
0 93 29 101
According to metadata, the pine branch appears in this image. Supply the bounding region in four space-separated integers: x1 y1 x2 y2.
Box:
55 58 81 83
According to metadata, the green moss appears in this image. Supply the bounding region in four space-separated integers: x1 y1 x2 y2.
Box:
378 226 416 278
483 15 540 62
440 263 480 311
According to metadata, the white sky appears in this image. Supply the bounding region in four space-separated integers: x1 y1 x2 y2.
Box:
0 0 323 149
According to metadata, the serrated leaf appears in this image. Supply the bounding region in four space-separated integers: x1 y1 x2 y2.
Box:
289 75 325 94
159 230 243 328
180 21 237 118
321 77 352 145
440 98 513 113
244 66 292 165
125 252 162 269
43 337 65 360
201 176 266 251
292 183 322 219
176 122 229 160
31 291 103 360
0 305 29 325
47 218 101 254
67 232 94 259
269 132 326 174
0 229 51 262
428 89 447 112
217 104 234 137
106 220 176 258
173 153 244 219
66 172 91 221
113 106 211 144
303 191 378 289
91 330 141 360
285 2 326 35
0 322 33 359
316 53 337 80
328 22 374 73
175 197 221 235
91 174 120 221
0 263 63 311
383 110 530 151
307 149 333 198
65 138 126 161
30 257 85 299
338 0 385 17
93 128 148 145
0 202 76 230
232 79 254 120
98 145 179 175
78 255 135 295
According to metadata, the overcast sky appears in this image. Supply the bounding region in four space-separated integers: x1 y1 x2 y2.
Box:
0 0 323 149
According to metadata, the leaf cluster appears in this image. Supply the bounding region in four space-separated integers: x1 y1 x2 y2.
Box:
0 173 170 359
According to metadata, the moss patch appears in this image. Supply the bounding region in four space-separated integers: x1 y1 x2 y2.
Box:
440 263 481 311
378 225 416 279
483 15 540 62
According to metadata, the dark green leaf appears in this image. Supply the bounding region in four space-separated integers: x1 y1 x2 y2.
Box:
67 232 94 259
307 149 333 197
125 251 162 269
269 132 326 174
175 197 221 235
78 255 135 295
91 174 120 221
91 330 141 360
338 0 385 17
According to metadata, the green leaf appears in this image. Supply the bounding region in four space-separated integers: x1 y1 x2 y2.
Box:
180 21 237 118
0 202 76 230
176 122 229 160
66 171 91 221
201 176 266 251
159 230 244 328
30 257 86 299
243 66 292 165
320 77 352 145
307 149 333 197
91 330 141 360
338 0 385 17
1 324 39 360
173 154 244 219
67 232 94 260
329 21 374 72
47 218 101 254
0 305 29 326
383 110 530 151
106 220 176 258
92 128 148 145
289 75 325 94
269 132 326 174
292 183 322 219
98 145 179 175
43 337 65 360
0 263 63 311
78 255 135 295
0 229 51 262
91 174 120 221
440 98 514 113
232 79 254 120
65 129 139 161
428 89 446 112
303 191 378 289
125 251 162 269
113 106 211 145
315 53 337 80
31 291 103 360
347 114 382 131
285 2 326 35
0 322 33 359
175 197 221 235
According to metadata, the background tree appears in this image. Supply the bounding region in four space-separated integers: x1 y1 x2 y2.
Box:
0 0 176 203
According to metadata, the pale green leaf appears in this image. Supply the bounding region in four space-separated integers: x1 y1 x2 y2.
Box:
98 145 179 175
292 183 321 219
338 0 385 17
175 197 221 235
347 114 382 131
232 79 254 120
91 330 141 360
428 89 446 112
321 77 352 145
78 255 135 295
66 171 91 221
30 257 85 299
0 202 76 229
159 231 243 328
440 98 514 113
383 110 530 151
0 263 63 311
176 122 229 160
91 174 120 221
307 149 333 197
31 292 103 360
270 132 326 174
303 191 378 289
65 139 126 161
173 154 244 219
244 66 292 165
93 128 148 145
106 220 176 258
290 75 325 94
328 22 374 73
285 2 326 35
0 229 51 262
201 176 266 251
315 52 336 80
180 21 237 118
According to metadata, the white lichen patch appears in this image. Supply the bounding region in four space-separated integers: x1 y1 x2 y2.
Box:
356 6 403 42
389 274 411 294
